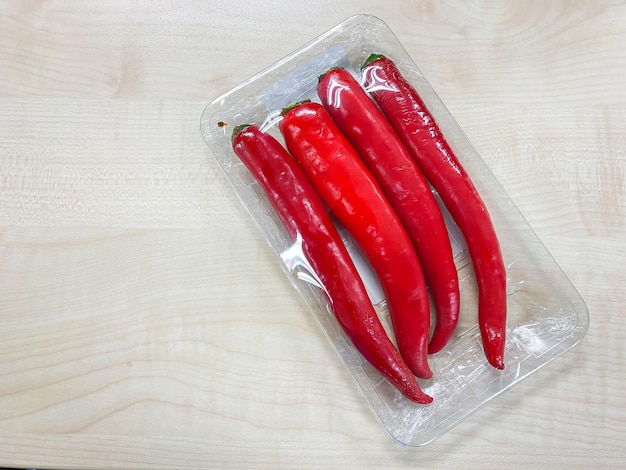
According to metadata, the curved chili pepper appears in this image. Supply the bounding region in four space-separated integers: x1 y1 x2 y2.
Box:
231 124 432 403
362 54 507 369
279 101 433 379
318 67 460 354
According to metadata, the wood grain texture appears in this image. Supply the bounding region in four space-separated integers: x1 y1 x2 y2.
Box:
1 0 625 468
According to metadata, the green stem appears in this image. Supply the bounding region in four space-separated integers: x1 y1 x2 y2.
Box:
280 99 311 117
362 53 386 69
232 123 252 141
318 66 342 83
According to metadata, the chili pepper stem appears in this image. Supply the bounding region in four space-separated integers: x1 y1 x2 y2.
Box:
362 53 386 69
232 124 252 141
281 99 312 117
318 67 342 83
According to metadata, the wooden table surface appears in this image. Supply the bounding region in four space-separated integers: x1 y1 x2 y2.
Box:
1 1 625 468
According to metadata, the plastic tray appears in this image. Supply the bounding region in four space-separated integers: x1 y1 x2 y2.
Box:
199 14 589 446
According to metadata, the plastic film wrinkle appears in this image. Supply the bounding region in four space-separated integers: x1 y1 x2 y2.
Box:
280 231 326 292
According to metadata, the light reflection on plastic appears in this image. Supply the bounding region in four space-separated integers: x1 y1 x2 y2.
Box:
280 232 327 295
514 323 550 357
260 109 283 133
258 43 349 113
361 65 399 94
325 79 349 108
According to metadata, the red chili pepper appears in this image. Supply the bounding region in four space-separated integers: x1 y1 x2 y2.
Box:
317 67 461 354
362 54 507 369
231 124 432 403
279 101 433 379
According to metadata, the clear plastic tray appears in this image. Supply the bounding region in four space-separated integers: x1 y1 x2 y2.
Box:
199 14 589 446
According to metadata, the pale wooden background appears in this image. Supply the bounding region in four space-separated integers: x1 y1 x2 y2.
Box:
1 1 625 468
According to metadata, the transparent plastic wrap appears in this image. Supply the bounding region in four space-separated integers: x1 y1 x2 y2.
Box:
200 15 589 446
